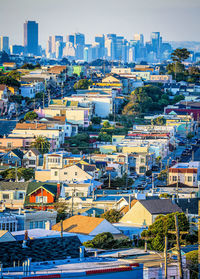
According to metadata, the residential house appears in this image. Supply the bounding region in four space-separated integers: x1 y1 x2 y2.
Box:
0 136 35 151
0 231 16 242
120 199 182 227
1 148 24 166
47 65 67 85
2 62 16 70
24 182 60 209
23 148 42 169
168 162 200 187
10 123 64 149
35 164 94 183
52 215 122 237
0 84 8 115
0 181 28 209
0 213 18 232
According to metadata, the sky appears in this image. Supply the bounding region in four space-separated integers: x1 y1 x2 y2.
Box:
0 0 200 48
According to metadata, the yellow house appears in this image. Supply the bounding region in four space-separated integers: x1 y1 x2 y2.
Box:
120 199 182 227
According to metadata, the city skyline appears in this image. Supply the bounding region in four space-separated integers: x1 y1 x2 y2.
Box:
0 0 200 47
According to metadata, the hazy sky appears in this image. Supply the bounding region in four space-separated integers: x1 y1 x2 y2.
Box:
0 0 199 47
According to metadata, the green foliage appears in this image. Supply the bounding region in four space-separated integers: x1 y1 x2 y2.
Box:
141 213 189 251
7 70 21 80
0 76 20 88
31 136 50 154
73 79 91 90
98 132 112 142
91 116 101 125
171 48 190 63
54 202 68 222
151 116 166 126
24 111 38 121
1 167 34 181
107 174 133 188
102 120 111 128
83 232 132 249
65 133 90 153
21 63 35 70
187 132 194 140
159 193 172 198
172 94 185 104
101 209 122 223
122 85 167 115
35 92 44 100
158 169 167 181
186 250 198 279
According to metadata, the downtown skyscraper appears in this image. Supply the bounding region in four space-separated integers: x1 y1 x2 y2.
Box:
24 21 38 55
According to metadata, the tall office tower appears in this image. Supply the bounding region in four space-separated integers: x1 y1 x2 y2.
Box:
51 36 63 55
133 34 144 46
105 34 117 61
151 32 162 59
84 45 93 62
0 36 9 53
56 41 64 59
24 21 38 55
74 33 85 60
66 35 75 46
116 36 124 61
95 35 105 59
63 42 76 58
46 36 52 57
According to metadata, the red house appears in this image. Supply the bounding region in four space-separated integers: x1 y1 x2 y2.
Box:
25 182 61 209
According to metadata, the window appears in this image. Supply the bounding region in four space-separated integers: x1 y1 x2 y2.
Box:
64 172 68 175
39 221 44 228
139 166 146 173
172 176 177 182
30 222 34 229
28 152 32 157
75 172 77 176
36 196 47 203
35 221 39 228
7 143 12 148
140 158 145 163
29 160 36 165
3 194 9 199
19 193 24 199
188 176 192 182
194 176 196 182
54 171 58 176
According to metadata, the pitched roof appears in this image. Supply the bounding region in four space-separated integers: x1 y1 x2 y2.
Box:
139 199 182 215
120 199 138 215
10 149 24 159
0 230 8 237
175 198 199 215
52 215 104 235
27 182 58 197
47 66 67 74
15 123 47 130
0 182 28 191
25 148 40 156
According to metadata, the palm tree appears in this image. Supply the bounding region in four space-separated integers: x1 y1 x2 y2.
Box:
31 136 51 154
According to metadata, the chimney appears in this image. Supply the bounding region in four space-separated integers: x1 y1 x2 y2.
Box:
57 183 61 197
82 164 84 170
18 208 22 215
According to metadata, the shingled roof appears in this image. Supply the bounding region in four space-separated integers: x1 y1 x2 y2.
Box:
52 215 104 235
0 182 29 191
139 199 182 215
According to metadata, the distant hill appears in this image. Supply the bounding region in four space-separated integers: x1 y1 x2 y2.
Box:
166 41 200 52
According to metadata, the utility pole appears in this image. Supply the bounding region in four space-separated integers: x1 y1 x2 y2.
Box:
108 173 111 188
164 235 168 279
43 91 45 109
60 219 63 238
175 214 183 279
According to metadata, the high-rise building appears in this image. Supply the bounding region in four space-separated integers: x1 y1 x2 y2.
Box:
105 34 117 60
74 33 85 60
0 36 9 53
24 21 38 55
95 35 105 59
10 45 24 55
46 36 52 57
51 36 63 55
66 35 75 46
151 32 162 59
133 34 144 46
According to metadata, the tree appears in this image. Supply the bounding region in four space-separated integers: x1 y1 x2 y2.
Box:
0 76 20 88
1 167 34 181
101 209 122 223
31 136 51 154
158 169 168 181
83 232 132 249
73 79 91 90
151 116 166 126
186 250 198 279
54 202 68 222
172 94 185 104
91 116 101 125
24 111 38 121
7 70 21 81
171 48 190 63
98 132 112 142
102 120 111 128
141 212 190 251
21 63 35 70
